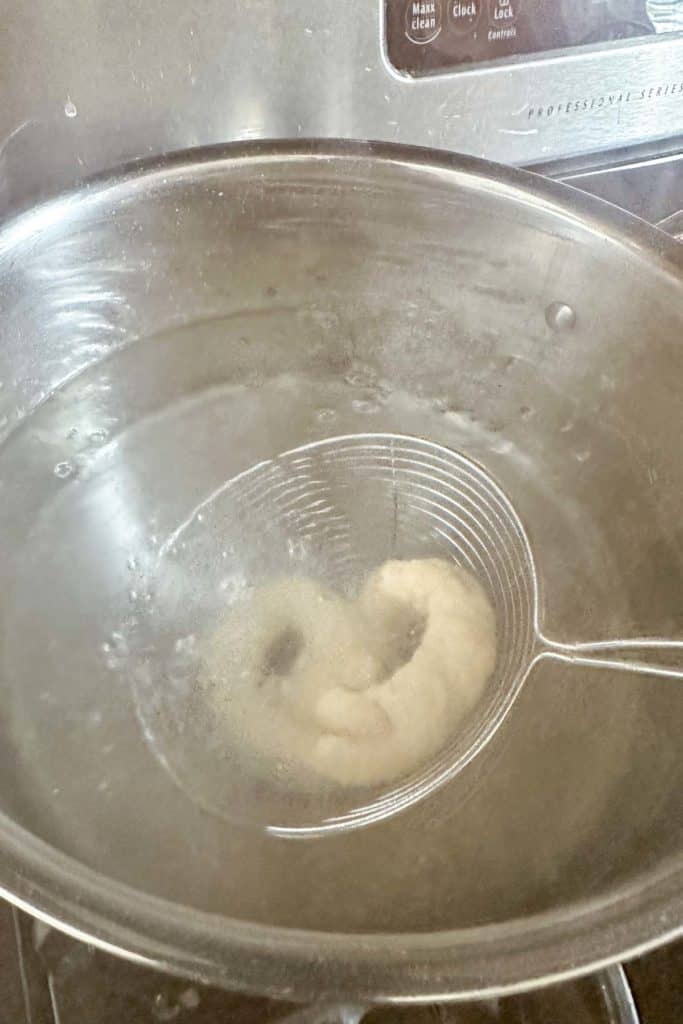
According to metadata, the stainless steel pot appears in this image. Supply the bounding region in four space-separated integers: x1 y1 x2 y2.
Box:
0 141 681 1002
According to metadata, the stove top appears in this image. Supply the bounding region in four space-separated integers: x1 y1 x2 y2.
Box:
1 901 680 1024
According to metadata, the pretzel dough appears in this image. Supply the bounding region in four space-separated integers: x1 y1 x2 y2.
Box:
201 559 497 787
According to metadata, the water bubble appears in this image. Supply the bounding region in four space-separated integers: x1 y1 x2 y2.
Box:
575 449 591 463
53 461 74 479
102 632 129 670
351 397 381 415
492 439 515 455
310 310 339 330
219 577 239 596
545 301 576 332
89 428 108 444
344 362 377 389
127 556 140 571
67 426 79 439
64 99 78 118
316 407 337 423
179 987 200 1010
519 406 534 421
151 992 181 1022
128 589 138 602
174 635 196 655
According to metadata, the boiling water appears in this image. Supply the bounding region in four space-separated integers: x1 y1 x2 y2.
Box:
0 316 674 931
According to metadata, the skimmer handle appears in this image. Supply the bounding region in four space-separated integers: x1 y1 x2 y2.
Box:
538 637 683 682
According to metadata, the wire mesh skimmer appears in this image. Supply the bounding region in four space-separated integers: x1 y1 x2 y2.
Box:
140 432 683 835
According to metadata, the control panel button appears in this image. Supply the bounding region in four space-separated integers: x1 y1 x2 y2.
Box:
488 0 520 29
448 0 482 35
405 0 443 44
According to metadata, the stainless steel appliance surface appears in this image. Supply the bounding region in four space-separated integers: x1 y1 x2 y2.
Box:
1 0 683 213
0 142 681 1002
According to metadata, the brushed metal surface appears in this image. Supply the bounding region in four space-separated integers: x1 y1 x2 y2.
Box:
0 0 682 213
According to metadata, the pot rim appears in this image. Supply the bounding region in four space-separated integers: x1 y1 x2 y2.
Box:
0 138 681 1001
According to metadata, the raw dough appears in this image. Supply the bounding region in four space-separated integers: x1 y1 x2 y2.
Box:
201 559 497 787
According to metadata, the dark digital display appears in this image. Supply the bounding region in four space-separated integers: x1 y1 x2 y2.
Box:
386 0 664 75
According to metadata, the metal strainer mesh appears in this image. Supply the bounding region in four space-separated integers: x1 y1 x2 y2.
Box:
139 433 683 834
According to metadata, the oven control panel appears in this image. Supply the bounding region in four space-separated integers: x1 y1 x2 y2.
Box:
386 0 682 75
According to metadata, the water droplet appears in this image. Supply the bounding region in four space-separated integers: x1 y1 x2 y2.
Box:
316 407 337 423
53 461 74 479
128 589 138 602
545 301 577 332
560 420 574 433
64 99 78 118
196 512 204 523
67 426 79 439
575 449 591 463
127 556 139 571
